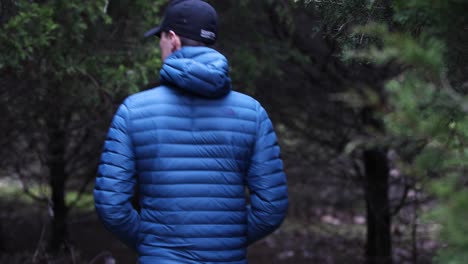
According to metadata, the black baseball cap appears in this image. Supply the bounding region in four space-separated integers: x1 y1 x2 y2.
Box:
144 0 218 45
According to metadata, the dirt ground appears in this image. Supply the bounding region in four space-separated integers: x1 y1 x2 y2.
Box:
0 174 440 264
0 201 365 264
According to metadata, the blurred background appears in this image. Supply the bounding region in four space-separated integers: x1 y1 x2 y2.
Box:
1 0 467 263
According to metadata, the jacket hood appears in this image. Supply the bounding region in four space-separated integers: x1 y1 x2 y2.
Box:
160 46 232 98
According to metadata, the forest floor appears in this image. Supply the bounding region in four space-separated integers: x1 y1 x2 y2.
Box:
0 177 438 264
0 194 366 264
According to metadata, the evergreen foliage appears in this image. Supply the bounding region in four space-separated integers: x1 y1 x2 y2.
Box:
345 0 468 262
0 0 165 252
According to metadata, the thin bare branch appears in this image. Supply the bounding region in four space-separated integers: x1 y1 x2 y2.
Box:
15 161 48 204
67 169 97 211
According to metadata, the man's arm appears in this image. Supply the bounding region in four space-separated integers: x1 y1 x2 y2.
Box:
94 103 140 250
246 105 288 245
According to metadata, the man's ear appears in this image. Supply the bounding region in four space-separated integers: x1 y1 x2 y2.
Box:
168 30 182 51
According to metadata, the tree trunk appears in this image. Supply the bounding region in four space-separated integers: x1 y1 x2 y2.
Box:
0 223 3 252
47 127 68 252
364 149 392 264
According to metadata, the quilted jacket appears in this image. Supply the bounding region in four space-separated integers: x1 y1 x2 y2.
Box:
94 46 288 264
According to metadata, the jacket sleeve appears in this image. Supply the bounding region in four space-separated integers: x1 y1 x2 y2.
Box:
246 105 288 245
94 103 140 250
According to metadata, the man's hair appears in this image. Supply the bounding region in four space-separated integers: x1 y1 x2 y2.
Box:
180 36 208 47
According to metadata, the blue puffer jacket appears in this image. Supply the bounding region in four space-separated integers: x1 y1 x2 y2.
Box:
94 46 288 264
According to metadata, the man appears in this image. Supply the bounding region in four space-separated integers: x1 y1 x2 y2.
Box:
94 0 288 263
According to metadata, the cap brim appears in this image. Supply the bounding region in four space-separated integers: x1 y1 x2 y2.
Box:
144 26 162 38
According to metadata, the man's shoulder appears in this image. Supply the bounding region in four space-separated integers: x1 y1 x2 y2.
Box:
223 90 261 111
122 87 262 113
229 90 256 101
122 86 175 108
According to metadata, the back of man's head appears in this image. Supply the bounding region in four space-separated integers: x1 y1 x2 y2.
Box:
144 0 218 46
